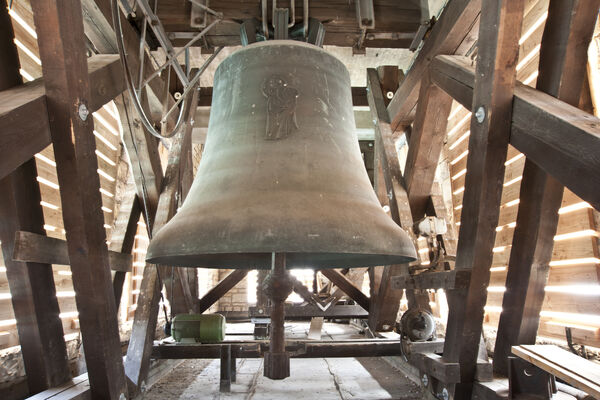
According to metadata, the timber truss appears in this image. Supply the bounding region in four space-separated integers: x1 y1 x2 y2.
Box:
1 0 600 399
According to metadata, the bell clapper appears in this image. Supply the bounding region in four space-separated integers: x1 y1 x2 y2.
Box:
263 252 293 379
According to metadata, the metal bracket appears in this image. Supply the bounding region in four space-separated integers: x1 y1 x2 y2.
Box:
273 7 289 40
190 0 208 28
508 357 555 399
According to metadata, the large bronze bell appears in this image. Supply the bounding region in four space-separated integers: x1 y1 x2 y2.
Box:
146 41 417 269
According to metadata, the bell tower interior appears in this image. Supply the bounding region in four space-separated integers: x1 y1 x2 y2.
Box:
1 1 600 399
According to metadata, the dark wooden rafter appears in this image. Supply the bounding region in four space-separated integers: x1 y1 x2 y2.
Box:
319 269 370 311
0 3 71 394
442 1 524 397
431 54 600 211
493 0 600 376
30 0 127 398
124 87 199 394
0 55 124 181
387 0 481 132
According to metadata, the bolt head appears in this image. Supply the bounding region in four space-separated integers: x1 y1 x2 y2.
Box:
475 106 485 123
119 393 126 400
421 374 429 387
78 103 89 121
441 388 449 400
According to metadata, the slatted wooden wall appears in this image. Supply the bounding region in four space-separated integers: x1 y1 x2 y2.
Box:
0 0 124 349
444 0 600 348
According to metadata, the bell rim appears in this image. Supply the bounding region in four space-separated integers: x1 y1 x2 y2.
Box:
146 250 417 270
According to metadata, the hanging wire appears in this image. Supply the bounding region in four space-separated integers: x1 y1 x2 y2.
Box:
120 92 171 324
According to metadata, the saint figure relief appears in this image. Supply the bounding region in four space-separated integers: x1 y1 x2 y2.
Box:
262 75 299 140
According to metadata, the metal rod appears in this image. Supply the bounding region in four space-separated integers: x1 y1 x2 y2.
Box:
303 0 308 37
161 47 223 122
134 0 189 85
137 16 148 90
261 0 269 39
269 253 286 354
141 19 220 88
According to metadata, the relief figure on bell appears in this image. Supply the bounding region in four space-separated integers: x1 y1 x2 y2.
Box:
262 75 299 140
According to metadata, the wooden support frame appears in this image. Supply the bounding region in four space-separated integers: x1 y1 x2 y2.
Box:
319 269 370 311
387 0 481 132
431 54 600 211
124 87 199 394
441 1 524 397
30 0 127 397
493 0 600 376
0 55 124 181
198 270 249 314
366 67 431 332
0 2 71 394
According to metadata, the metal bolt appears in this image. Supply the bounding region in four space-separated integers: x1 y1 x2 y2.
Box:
387 191 393 200
141 380 147 392
119 393 126 400
78 103 89 121
421 374 429 387
475 106 485 123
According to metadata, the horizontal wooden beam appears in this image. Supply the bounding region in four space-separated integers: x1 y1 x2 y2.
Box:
0 55 123 181
249 304 368 319
391 270 471 290
151 339 404 359
13 230 132 272
430 55 600 211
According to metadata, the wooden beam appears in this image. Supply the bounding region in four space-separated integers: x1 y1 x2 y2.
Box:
30 1 127 398
404 71 453 220
0 2 70 393
124 88 198 394
441 1 524 397
493 0 600 376
319 269 370 311
198 270 249 314
387 0 481 132
13 230 132 272
0 55 123 181
366 67 430 331
391 270 471 290
431 55 600 211
112 197 141 306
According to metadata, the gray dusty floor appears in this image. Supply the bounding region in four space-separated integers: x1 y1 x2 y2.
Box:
143 322 422 400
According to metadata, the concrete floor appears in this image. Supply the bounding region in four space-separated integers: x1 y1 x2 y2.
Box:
143 322 423 399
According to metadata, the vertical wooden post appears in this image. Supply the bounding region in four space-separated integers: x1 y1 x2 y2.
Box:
441 0 524 397
493 0 600 376
30 1 127 398
220 345 232 392
125 88 199 394
0 2 71 394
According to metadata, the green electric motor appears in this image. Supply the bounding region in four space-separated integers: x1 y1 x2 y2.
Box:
171 313 226 343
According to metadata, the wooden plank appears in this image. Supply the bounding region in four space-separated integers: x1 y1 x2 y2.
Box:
198 270 249 314
494 0 599 376
319 269 370 312
0 55 123 181
124 88 198 394
404 70 453 220
13 231 132 272
30 1 127 398
512 345 600 398
442 1 524 398
387 0 481 132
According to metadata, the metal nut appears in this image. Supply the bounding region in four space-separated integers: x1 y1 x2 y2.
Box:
78 103 89 121
475 106 485 123
421 374 429 387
